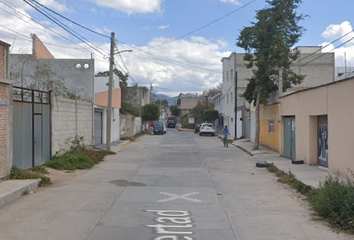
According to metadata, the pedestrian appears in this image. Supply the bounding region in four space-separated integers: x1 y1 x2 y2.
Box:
222 125 230 148
150 122 154 135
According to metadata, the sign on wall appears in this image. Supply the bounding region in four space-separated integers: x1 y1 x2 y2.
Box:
188 117 195 124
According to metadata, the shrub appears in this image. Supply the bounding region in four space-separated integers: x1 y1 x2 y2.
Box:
309 175 354 232
45 152 96 170
8 166 51 187
31 166 49 174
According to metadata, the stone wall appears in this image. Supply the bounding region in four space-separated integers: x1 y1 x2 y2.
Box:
51 95 93 155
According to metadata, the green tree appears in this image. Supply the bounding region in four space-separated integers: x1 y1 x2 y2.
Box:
170 105 178 116
154 99 169 108
203 110 219 122
141 104 160 122
236 0 305 150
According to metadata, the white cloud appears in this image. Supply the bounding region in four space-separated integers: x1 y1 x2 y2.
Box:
217 39 228 49
37 0 69 12
5 0 69 12
219 0 242 5
0 1 230 97
321 21 354 69
85 0 164 14
322 21 354 46
157 25 169 30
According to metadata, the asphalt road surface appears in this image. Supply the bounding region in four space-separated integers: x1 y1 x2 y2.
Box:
0 129 351 240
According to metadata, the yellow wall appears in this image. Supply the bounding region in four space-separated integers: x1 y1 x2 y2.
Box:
260 104 280 152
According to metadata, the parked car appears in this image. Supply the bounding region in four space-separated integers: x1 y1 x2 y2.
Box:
199 123 215 136
167 119 176 128
152 121 164 135
194 124 201 133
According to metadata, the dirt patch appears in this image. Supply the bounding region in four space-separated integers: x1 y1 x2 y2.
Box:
44 167 88 187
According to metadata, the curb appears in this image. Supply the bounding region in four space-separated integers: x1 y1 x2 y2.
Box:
234 144 254 156
118 140 131 148
0 179 40 208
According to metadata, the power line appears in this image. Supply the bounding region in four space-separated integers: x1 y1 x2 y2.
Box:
147 0 257 49
295 29 354 63
299 36 354 68
27 0 110 39
23 0 108 57
114 42 136 84
0 1 92 52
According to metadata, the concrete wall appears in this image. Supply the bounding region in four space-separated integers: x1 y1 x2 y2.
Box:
51 95 93 155
120 114 142 138
10 55 95 102
280 77 354 174
260 104 280 151
0 41 12 178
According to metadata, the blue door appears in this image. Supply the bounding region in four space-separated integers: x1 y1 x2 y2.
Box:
284 117 296 160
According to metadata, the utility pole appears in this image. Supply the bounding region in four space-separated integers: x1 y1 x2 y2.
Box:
106 32 115 151
234 70 238 140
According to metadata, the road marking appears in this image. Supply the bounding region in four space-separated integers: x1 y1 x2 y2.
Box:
146 210 195 240
158 192 201 203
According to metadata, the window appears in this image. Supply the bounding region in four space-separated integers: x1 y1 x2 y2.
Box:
231 92 233 103
269 120 274 133
231 69 233 81
227 72 229 82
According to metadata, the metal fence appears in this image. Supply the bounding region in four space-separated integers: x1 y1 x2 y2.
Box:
13 87 51 169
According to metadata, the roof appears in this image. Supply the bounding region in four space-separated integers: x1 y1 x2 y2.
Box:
280 76 354 99
0 40 11 47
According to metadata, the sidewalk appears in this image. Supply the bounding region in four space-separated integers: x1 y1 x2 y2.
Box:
0 140 131 209
0 179 40 208
94 140 130 153
232 139 330 189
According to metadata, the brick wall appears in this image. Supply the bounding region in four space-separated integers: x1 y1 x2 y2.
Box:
32 34 54 59
51 95 93 155
0 45 3 78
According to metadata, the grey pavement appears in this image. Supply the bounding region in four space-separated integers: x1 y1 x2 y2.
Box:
232 139 330 188
0 129 351 240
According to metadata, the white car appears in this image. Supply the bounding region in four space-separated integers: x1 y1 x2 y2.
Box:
199 123 215 136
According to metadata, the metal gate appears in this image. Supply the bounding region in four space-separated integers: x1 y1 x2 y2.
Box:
318 115 328 167
94 110 103 145
13 87 51 169
244 110 250 139
284 117 296 160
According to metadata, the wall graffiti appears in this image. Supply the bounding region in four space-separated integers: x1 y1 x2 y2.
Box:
318 124 329 166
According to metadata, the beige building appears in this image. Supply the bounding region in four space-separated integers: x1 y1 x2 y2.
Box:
279 77 354 174
177 93 202 124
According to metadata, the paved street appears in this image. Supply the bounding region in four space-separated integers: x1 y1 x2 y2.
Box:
0 129 351 240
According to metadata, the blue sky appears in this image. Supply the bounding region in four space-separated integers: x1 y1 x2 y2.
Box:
0 0 353 96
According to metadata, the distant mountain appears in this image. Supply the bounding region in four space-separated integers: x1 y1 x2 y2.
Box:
153 93 178 106
152 93 201 106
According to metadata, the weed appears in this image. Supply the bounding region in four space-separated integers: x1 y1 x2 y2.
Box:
308 175 354 232
267 165 313 195
32 166 49 174
22 190 30 196
7 166 51 187
45 152 96 170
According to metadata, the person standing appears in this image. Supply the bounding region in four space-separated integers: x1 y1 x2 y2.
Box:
150 122 154 135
